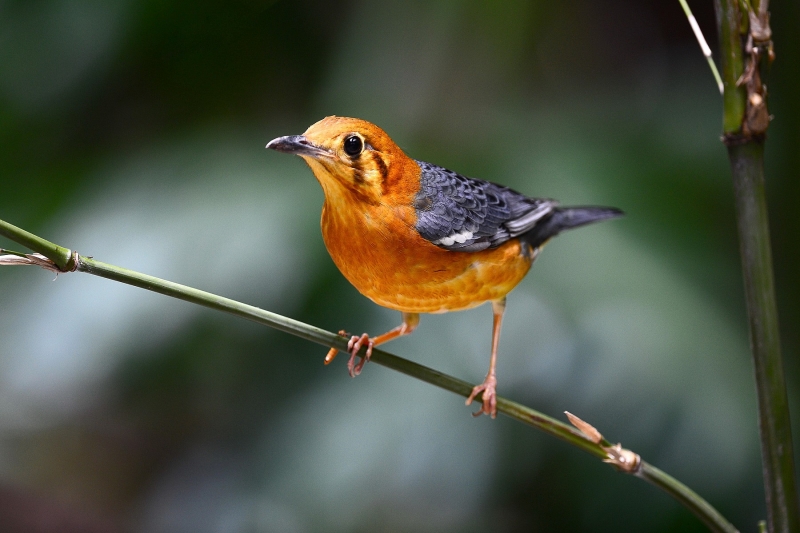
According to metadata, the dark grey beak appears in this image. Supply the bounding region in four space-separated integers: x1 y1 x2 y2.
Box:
266 135 329 158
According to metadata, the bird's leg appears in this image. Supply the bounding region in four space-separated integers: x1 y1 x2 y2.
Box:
325 313 420 377
466 298 506 418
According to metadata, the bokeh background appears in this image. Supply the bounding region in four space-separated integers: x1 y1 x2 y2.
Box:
0 1 798 531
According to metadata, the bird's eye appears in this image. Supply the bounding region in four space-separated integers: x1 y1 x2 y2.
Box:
343 135 363 157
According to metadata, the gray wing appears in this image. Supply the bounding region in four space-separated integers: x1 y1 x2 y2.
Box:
413 160 556 252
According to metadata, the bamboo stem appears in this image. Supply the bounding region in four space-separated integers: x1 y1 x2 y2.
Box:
714 0 799 531
0 217 740 532
0 219 75 271
727 142 799 533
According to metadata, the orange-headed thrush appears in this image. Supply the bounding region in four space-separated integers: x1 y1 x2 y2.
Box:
267 116 622 418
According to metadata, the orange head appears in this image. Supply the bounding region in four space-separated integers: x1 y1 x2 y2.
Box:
266 116 419 205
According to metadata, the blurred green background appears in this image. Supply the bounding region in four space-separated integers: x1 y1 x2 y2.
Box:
0 1 798 531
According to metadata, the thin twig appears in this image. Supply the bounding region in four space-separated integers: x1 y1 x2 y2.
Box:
678 0 723 94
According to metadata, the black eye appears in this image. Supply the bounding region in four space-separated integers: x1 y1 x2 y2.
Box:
343 135 363 157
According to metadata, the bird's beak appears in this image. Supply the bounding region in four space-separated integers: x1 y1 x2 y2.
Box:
266 135 330 159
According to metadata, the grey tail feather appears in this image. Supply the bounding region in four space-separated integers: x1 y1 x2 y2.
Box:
522 206 623 249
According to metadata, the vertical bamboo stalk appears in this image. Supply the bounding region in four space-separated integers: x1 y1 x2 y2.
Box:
714 1 800 531
728 140 799 533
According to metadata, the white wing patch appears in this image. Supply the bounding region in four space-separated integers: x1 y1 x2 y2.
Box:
504 203 555 235
434 230 474 246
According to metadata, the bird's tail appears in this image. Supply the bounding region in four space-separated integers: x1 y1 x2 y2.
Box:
522 206 623 249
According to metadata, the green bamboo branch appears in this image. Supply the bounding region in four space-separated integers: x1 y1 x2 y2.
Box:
0 217 739 533
714 1 799 532
0 219 77 272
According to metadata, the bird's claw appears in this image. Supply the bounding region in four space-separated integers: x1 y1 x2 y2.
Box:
347 333 374 377
324 331 374 377
466 374 498 418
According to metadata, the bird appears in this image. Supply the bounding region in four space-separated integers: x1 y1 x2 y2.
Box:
266 116 622 418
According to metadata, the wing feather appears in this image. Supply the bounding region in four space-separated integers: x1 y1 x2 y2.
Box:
413 160 556 252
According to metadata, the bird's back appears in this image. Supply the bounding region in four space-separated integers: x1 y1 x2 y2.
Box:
412 160 622 253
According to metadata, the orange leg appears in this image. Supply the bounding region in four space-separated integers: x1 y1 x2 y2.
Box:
324 313 420 377
466 298 506 418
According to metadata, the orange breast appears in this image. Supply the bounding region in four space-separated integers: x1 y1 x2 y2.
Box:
321 195 534 314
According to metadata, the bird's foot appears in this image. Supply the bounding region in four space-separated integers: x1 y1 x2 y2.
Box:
324 331 374 377
346 333 374 377
466 373 498 418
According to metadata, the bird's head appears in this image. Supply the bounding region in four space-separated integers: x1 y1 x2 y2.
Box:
266 116 417 205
